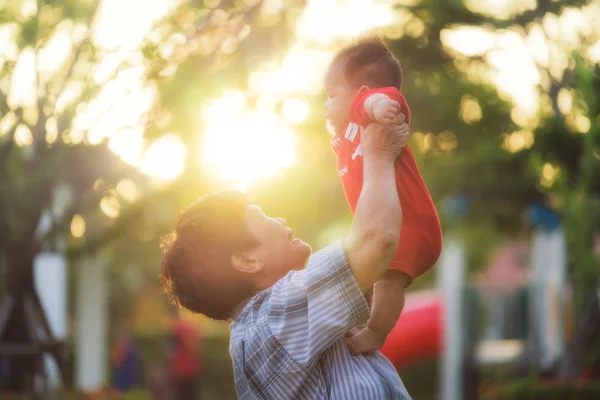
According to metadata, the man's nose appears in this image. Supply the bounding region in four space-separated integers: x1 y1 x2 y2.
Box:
323 99 329 110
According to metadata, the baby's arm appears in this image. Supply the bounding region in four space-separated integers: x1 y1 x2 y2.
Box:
363 93 402 125
368 270 409 335
346 270 410 355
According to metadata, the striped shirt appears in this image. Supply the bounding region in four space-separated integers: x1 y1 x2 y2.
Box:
229 241 411 399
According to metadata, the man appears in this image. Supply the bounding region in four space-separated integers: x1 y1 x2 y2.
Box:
160 114 411 399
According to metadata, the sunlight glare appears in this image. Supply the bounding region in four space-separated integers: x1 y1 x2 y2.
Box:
40 0 185 182
573 113 591 134
441 27 495 57
38 24 72 76
20 0 37 19
202 99 296 188
443 3 600 128
502 130 534 153
0 111 16 135
100 195 121 218
108 128 144 166
459 95 482 124
93 0 181 50
463 0 536 20
93 51 129 85
557 89 572 115
116 179 140 202
296 0 395 45
8 49 36 109
484 31 541 117
141 134 187 181
541 163 560 188
0 24 19 63
14 124 33 147
79 68 155 146
251 46 332 98
588 39 600 63
282 99 309 124
54 81 84 114
201 0 403 187
45 117 58 144
70 214 86 238
525 26 549 67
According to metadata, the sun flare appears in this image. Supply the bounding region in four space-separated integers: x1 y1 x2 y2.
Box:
8 0 593 185
201 92 297 189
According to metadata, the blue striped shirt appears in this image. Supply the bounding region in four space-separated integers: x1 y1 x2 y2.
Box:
229 241 411 399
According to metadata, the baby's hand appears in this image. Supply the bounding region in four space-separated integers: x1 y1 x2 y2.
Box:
372 98 401 125
345 327 387 355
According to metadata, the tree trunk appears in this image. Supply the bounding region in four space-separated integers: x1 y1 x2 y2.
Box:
0 245 70 393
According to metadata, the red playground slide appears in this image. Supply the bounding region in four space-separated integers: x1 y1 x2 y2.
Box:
380 290 443 369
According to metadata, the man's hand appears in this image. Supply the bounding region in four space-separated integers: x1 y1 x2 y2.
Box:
361 112 410 162
372 98 402 125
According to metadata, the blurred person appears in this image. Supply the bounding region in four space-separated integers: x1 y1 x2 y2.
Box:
110 326 140 392
324 36 443 354
168 311 202 400
148 366 170 400
160 117 412 399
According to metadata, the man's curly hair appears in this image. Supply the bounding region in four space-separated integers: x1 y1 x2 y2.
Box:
160 190 259 320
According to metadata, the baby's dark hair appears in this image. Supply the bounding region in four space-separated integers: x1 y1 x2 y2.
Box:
332 36 402 90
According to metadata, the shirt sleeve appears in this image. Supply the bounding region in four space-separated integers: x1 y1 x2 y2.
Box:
267 241 370 367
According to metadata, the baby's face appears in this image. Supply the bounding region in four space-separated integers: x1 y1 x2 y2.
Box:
324 63 355 134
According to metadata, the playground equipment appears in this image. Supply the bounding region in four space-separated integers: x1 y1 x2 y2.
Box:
380 290 442 369
380 237 465 400
379 204 569 400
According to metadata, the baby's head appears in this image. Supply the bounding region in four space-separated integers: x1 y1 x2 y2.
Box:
324 36 402 133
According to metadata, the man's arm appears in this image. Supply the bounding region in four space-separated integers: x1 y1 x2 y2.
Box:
266 117 408 366
343 115 409 292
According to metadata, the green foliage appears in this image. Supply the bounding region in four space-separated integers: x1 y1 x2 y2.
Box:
481 378 600 400
397 358 439 400
18 18 38 47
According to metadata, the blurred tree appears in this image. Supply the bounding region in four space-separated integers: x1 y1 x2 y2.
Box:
0 0 295 393
380 0 600 374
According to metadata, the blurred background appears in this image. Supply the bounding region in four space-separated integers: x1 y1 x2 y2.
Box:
0 0 599 399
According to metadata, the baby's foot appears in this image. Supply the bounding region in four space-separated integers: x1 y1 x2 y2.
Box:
345 327 387 355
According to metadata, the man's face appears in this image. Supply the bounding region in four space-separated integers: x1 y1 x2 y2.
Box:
324 63 355 135
241 205 312 287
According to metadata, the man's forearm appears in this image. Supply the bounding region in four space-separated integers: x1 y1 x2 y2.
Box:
346 154 402 292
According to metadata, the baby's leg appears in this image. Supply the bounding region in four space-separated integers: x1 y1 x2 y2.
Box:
346 270 410 355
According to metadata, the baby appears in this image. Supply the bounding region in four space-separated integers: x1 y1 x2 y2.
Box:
324 36 443 354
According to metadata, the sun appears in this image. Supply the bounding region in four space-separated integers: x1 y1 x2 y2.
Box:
200 91 300 188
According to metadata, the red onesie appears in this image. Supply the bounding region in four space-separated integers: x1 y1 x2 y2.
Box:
331 87 442 281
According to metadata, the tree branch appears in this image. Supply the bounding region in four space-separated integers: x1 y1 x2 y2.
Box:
32 0 48 147
0 109 23 168
0 88 9 117
66 177 185 258
427 0 590 31
51 0 102 116
39 184 106 250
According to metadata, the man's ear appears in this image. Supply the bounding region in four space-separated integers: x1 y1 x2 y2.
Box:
356 85 370 94
231 252 264 274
